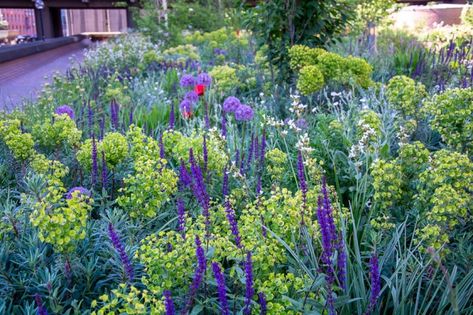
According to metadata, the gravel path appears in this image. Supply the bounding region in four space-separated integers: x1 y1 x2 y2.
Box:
0 40 90 111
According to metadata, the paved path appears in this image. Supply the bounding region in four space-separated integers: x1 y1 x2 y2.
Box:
0 40 90 111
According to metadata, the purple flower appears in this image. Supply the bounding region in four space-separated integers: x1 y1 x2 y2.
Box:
169 103 175 130
297 151 308 224
337 236 347 291
179 160 192 187
163 290 176 315
368 253 381 313
177 198 186 237
159 133 165 159
189 149 210 236
223 96 241 113
260 131 266 164
180 74 195 88
235 104 255 121
221 113 227 138
222 168 229 198
55 105 75 120
179 99 193 116
34 294 48 315
110 100 119 130
101 151 108 190
212 262 230 315
92 136 98 186
295 118 308 130
244 251 254 315
224 200 242 249
108 223 134 282
214 48 227 56
184 236 207 312
185 90 199 103
258 292 267 315
197 72 212 86
66 186 91 200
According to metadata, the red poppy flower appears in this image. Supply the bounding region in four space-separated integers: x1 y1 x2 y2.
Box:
182 110 192 119
194 84 205 96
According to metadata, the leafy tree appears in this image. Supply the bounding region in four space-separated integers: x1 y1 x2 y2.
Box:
242 0 356 83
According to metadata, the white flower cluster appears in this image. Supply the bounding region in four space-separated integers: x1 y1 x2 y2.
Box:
296 133 314 155
289 93 307 117
348 123 377 164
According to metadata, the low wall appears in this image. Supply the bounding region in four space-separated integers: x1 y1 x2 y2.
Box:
0 35 85 63
392 4 467 29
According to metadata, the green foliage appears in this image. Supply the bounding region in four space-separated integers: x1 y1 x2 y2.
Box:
424 88 473 153
386 75 427 118
296 65 325 95
243 0 356 82
162 44 200 62
209 64 238 93
0 119 35 161
462 4 473 26
31 114 82 149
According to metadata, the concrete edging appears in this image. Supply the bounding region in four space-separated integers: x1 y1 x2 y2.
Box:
0 35 85 63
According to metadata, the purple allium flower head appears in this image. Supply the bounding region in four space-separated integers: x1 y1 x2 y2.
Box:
169 103 175 130
101 151 108 190
184 90 199 103
258 292 267 315
34 294 48 315
221 113 227 138
179 99 193 115
92 135 98 186
108 223 134 282
225 200 242 249
177 197 186 237
180 74 195 88
66 186 91 200
235 104 255 121
368 253 381 312
184 236 207 312
159 133 165 159
212 262 230 315
197 72 212 86
295 118 308 130
163 290 176 315
223 96 241 113
55 105 75 120
297 151 308 224
244 251 255 315
179 160 192 187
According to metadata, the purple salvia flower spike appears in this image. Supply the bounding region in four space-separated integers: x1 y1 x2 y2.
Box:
159 133 165 159
189 149 210 237
184 236 207 313
212 262 230 315
224 200 242 249
88 102 94 136
169 102 175 130
297 151 308 225
101 151 108 190
244 251 254 315
367 253 381 314
179 160 192 187
203 134 208 175
163 290 176 315
337 235 347 291
34 294 48 315
177 197 186 238
91 135 98 186
108 223 134 282
258 292 267 315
